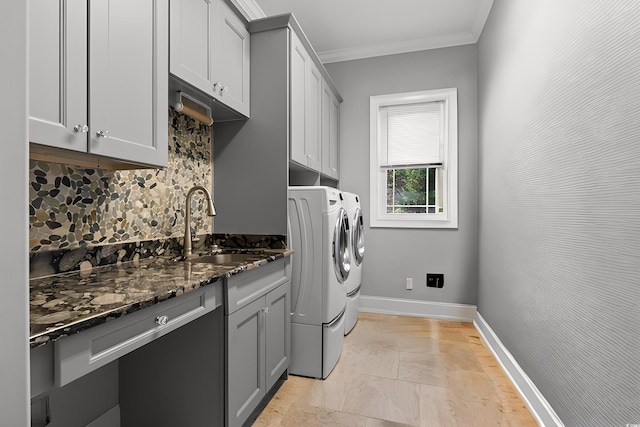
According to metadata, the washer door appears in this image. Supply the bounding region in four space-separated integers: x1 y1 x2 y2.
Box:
333 208 351 283
352 207 364 266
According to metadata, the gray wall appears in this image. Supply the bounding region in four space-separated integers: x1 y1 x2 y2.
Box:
477 1 640 425
325 45 479 305
1 0 29 424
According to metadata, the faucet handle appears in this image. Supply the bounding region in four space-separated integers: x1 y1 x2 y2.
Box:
191 227 204 244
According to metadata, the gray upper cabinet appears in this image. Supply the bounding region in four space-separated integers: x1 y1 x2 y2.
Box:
29 0 169 169
89 0 168 167
321 80 340 180
290 30 309 168
169 0 214 96
290 30 321 172
170 0 250 117
29 0 87 154
248 17 340 183
215 1 251 116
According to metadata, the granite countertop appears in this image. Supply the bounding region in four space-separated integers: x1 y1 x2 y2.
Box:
29 248 292 349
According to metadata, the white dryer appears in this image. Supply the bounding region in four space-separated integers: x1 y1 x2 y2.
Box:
288 186 351 379
342 192 364 335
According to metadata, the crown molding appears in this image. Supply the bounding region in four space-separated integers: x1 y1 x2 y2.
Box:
228 0 266 21
471 0 495 40
318 32 476 64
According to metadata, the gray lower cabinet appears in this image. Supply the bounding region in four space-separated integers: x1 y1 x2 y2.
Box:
264 283 290 391
30 284 223 426
120 259 290 427
226 260 291 427
31 261 289 426
55 284 220 388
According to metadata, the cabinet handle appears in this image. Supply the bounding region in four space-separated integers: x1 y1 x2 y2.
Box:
155 315 169 325
73 124 88 133
96 130 109 138
213 82 229 93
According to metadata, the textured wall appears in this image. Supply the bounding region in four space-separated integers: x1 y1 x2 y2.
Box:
325 45 479 305
478 1 640 425
29 109 212 252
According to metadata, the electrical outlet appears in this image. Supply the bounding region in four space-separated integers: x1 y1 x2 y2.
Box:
426 273 444 288
406 278 413 290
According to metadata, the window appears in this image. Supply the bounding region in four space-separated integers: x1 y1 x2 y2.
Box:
370 88 458 228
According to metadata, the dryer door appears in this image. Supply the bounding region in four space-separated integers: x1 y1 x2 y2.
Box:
352 207 364 266
333 208 351 283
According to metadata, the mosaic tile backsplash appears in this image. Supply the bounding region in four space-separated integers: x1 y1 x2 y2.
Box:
29 109 212 252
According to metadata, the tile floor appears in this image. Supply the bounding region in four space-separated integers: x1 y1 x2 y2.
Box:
253 312 538 426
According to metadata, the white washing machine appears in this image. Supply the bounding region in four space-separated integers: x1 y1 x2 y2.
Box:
342 192 364 335
288 186 351 379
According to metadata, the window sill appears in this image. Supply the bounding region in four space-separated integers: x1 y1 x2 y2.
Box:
370 217 458 229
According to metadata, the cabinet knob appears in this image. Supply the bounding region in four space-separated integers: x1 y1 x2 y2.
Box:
262 307 269 314
96 130 109 138
214 82 229 93
155 315 169 325
73 124 89 133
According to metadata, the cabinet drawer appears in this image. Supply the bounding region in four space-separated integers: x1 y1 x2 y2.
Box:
55 284 222 387
226 259 288 315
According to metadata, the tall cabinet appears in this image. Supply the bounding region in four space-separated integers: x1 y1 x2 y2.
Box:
214 14 342 235
28 0 168 169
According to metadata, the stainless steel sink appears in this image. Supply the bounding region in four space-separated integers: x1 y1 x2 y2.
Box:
186 253 260 264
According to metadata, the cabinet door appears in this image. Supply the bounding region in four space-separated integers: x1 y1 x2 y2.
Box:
214 0 250 117
290 30 321 172
305 63 322 171
290 30 309 168
169 0 215 97
321 82 340 180
29 0 87 152
329 94 340 178
89 0 168 168
265 282 290 391
227 297 266 427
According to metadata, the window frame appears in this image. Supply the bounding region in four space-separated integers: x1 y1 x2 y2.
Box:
369 88 458 229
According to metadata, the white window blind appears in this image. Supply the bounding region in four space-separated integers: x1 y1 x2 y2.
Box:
378 101 444 168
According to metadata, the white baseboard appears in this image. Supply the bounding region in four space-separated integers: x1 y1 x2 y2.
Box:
359 295 477 322
85 405 120 427
474 312 564 427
